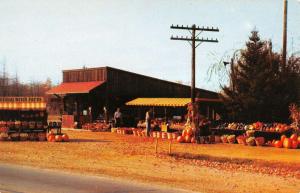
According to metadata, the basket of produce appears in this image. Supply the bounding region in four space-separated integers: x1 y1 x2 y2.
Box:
36 122 43 129
156 132 162 138
111 127 118 133
246 130 255 137
38 132 47 141
21 121 29 130
20 133 29 141
161 132 167 139
236 135 247 145
29 121 36 129
208 135 215 143
227 135 236 144
28 133 38 141
0 127 9 133
246 137 256 146
0 121 6 127
10 133 20 141
6 121 14 129
15 121 21 129
0 132 9 141
172 132 179 140
221 135 228 143
214 135 221 143
255 137 265 146
132 128 137 136
151 131 156 138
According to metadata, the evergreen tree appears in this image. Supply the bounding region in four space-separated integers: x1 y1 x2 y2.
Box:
221 31 299 122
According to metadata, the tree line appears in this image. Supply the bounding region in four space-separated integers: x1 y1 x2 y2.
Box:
0 70 52 97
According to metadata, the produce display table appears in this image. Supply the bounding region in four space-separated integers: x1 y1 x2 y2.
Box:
210 128 293 141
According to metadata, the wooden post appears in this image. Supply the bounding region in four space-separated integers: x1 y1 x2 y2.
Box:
155 137 158 154
168 139 172 155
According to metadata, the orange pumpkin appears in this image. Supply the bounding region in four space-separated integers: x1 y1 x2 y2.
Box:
62 134 69 142
47 134 55 142
280 135 286 143
185 135 191 143
291 140 299 149
55 135 63 142
177 136 184 143
283 138 292 149
186 128 193 136
274 140 282 148
290 134 298 141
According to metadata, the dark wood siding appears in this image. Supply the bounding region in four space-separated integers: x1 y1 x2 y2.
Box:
63 68 107 82
106 67 219 99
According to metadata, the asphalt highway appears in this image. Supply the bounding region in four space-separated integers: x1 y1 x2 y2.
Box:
0 163 195 193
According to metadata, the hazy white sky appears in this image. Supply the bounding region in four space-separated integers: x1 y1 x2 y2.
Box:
0 0 299 91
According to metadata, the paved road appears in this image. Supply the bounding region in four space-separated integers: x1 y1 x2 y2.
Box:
0 163 195 193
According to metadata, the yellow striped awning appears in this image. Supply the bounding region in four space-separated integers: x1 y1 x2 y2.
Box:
0 97 46 110
0 102 46 110
126 98 191 107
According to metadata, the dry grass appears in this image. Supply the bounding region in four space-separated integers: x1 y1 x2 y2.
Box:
0 130 300 193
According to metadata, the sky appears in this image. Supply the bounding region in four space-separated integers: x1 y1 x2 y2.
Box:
0 0 299 92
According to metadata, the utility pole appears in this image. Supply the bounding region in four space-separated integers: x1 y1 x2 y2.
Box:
170 24 219 141
282 0 288 66
171 24 219 104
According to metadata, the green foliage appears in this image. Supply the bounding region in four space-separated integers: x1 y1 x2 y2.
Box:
221 31 299 122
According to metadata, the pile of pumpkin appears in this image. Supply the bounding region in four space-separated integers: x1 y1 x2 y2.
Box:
82 122 110 132
176 127 197 143
269 134 300 149
47 131 69 142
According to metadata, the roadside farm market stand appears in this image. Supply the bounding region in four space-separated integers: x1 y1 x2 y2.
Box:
0 97 48 141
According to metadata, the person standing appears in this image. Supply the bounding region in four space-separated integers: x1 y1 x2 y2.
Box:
145 109 152 137
113 108 122 127
103 106 109 124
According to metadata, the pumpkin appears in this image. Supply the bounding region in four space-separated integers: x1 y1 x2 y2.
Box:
47 134 55 142
62 134 69 142
291 140 298 149
255 137 265 146
290 134 298 141
246 137 256 146
280 135 286 143
191 137 196 143
274 140 282 148
283 138 292 149
55 135 63 142
186 128 193 136
185 135 191 143
177 136 184 143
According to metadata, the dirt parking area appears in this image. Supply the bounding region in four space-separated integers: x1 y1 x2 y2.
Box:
0 130 299 193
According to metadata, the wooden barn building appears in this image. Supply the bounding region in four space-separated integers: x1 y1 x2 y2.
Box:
46 66 222 127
